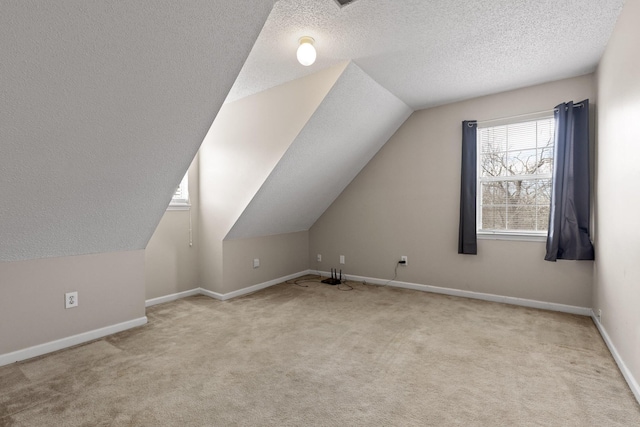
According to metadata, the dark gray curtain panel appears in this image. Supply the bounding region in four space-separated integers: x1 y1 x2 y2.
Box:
545 100 594 261
458 120 477 255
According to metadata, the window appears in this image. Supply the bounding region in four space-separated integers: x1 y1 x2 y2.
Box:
168 172 190 210
477 114 555 238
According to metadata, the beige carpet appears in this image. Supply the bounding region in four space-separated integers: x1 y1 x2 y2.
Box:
1 276 639 426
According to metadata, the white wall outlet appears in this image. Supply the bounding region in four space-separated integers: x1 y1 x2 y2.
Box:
339 255 345 264
65 291 78 309
597 309 602 322
253 258 260 268
400 256 408 265
317 254 322 262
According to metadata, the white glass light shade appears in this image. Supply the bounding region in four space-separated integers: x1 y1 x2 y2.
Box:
296 37 316 66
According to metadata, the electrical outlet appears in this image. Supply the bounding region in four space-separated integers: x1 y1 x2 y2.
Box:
65 291 78 309
253 258 260 269
339 255 345 264
597 309 602 322
400 256 408 265
317 254 322 262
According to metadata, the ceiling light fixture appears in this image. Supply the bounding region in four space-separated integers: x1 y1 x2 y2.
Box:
296 36 316 66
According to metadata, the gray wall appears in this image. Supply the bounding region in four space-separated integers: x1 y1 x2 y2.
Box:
310 75 595 308
0 0 274 360
222 231 309 294
198 64 347 293
594 0 640 396
145 157 200 300
0 250 145 356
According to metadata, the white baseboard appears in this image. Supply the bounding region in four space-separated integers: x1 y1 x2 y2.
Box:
200 270 313 301
2 270 594 370
1 268 311 366
198 287 224 300
591 311 640 405
317 270 591 316
145 270 315 304
0 316 147 367
145 288 201 307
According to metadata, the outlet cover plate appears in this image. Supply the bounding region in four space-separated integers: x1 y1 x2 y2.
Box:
65 291 78 309
253 258 260 268
339 255 345 264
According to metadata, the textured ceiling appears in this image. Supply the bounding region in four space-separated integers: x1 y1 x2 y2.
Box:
0 0 274 262
227 0 624 109
226 62 411 240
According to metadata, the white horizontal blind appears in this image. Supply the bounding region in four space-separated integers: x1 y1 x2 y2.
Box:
477 116 555 233
170 173 189 206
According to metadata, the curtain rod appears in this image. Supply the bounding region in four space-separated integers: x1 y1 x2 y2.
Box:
474 102 585 127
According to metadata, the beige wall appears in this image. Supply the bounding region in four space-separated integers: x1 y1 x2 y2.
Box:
0 250 145 355
310 75 595 307
594 0 640 393
198 64 346 293
222 231 309 294
145 157 200 300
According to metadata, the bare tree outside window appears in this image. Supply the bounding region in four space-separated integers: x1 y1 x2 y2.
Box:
478 117 555 233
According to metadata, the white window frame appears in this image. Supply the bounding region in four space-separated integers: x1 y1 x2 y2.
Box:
476 112 555 241
168 172 190 210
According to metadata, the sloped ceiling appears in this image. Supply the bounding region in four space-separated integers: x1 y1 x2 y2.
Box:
217 0 623 243
0 0 274 262
227 0 624 110
226 62 411 240
199 62 348 239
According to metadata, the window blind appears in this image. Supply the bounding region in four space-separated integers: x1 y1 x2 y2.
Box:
477 117 555 232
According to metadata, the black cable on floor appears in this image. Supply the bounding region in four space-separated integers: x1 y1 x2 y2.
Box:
337 281 353 291
285 275 323 288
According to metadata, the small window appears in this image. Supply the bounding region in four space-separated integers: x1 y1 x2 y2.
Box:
168 172 190 210
477 115 555 238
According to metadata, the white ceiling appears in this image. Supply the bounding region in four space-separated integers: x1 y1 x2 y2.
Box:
1 0 625 262
0 0 274 262
227 62 411 240
228 0 624 110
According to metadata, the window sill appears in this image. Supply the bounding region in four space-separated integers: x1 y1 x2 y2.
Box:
477 232 546 242
167 203 191 211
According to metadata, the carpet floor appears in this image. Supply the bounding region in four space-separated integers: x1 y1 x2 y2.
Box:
1 276 639 426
